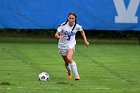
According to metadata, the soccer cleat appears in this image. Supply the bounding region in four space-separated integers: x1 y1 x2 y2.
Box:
67 72 72 79
75 76 80 80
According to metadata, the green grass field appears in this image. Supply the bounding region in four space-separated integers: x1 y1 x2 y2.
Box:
0 38 140 93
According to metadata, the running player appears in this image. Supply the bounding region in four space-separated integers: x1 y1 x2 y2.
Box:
55 12 89 80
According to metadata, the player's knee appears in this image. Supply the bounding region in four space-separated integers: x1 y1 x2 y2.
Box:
67 56 72 63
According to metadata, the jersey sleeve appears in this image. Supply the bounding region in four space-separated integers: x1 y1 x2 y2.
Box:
77 24 83 31
57 25 63 32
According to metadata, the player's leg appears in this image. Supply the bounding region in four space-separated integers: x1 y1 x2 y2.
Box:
59 48 72 79
59 47 73 79
62 56 72 79
67 49 80 80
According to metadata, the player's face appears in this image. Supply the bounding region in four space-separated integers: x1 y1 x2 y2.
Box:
68 15 76 23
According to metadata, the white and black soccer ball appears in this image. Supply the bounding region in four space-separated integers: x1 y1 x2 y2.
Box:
39 72 50 81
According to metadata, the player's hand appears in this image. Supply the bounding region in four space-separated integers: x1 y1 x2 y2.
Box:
59 36 64 40
85 41 89 48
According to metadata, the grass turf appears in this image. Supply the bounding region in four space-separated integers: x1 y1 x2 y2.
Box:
0 38 140 93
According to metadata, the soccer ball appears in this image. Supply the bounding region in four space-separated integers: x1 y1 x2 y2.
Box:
39 72 50 81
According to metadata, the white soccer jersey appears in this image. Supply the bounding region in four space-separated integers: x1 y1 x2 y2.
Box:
57 22 83 49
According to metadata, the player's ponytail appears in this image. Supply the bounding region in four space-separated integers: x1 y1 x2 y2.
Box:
62 19 68 26
72 19 77 31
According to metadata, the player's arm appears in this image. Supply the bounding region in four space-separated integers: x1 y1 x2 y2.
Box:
80 30 89 47
55 31 64 40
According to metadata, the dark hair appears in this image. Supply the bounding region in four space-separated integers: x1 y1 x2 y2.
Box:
63 12 77 31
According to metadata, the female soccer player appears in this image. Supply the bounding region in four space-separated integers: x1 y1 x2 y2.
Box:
55 12 89 80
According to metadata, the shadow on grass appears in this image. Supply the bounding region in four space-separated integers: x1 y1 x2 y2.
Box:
0 82 11 86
